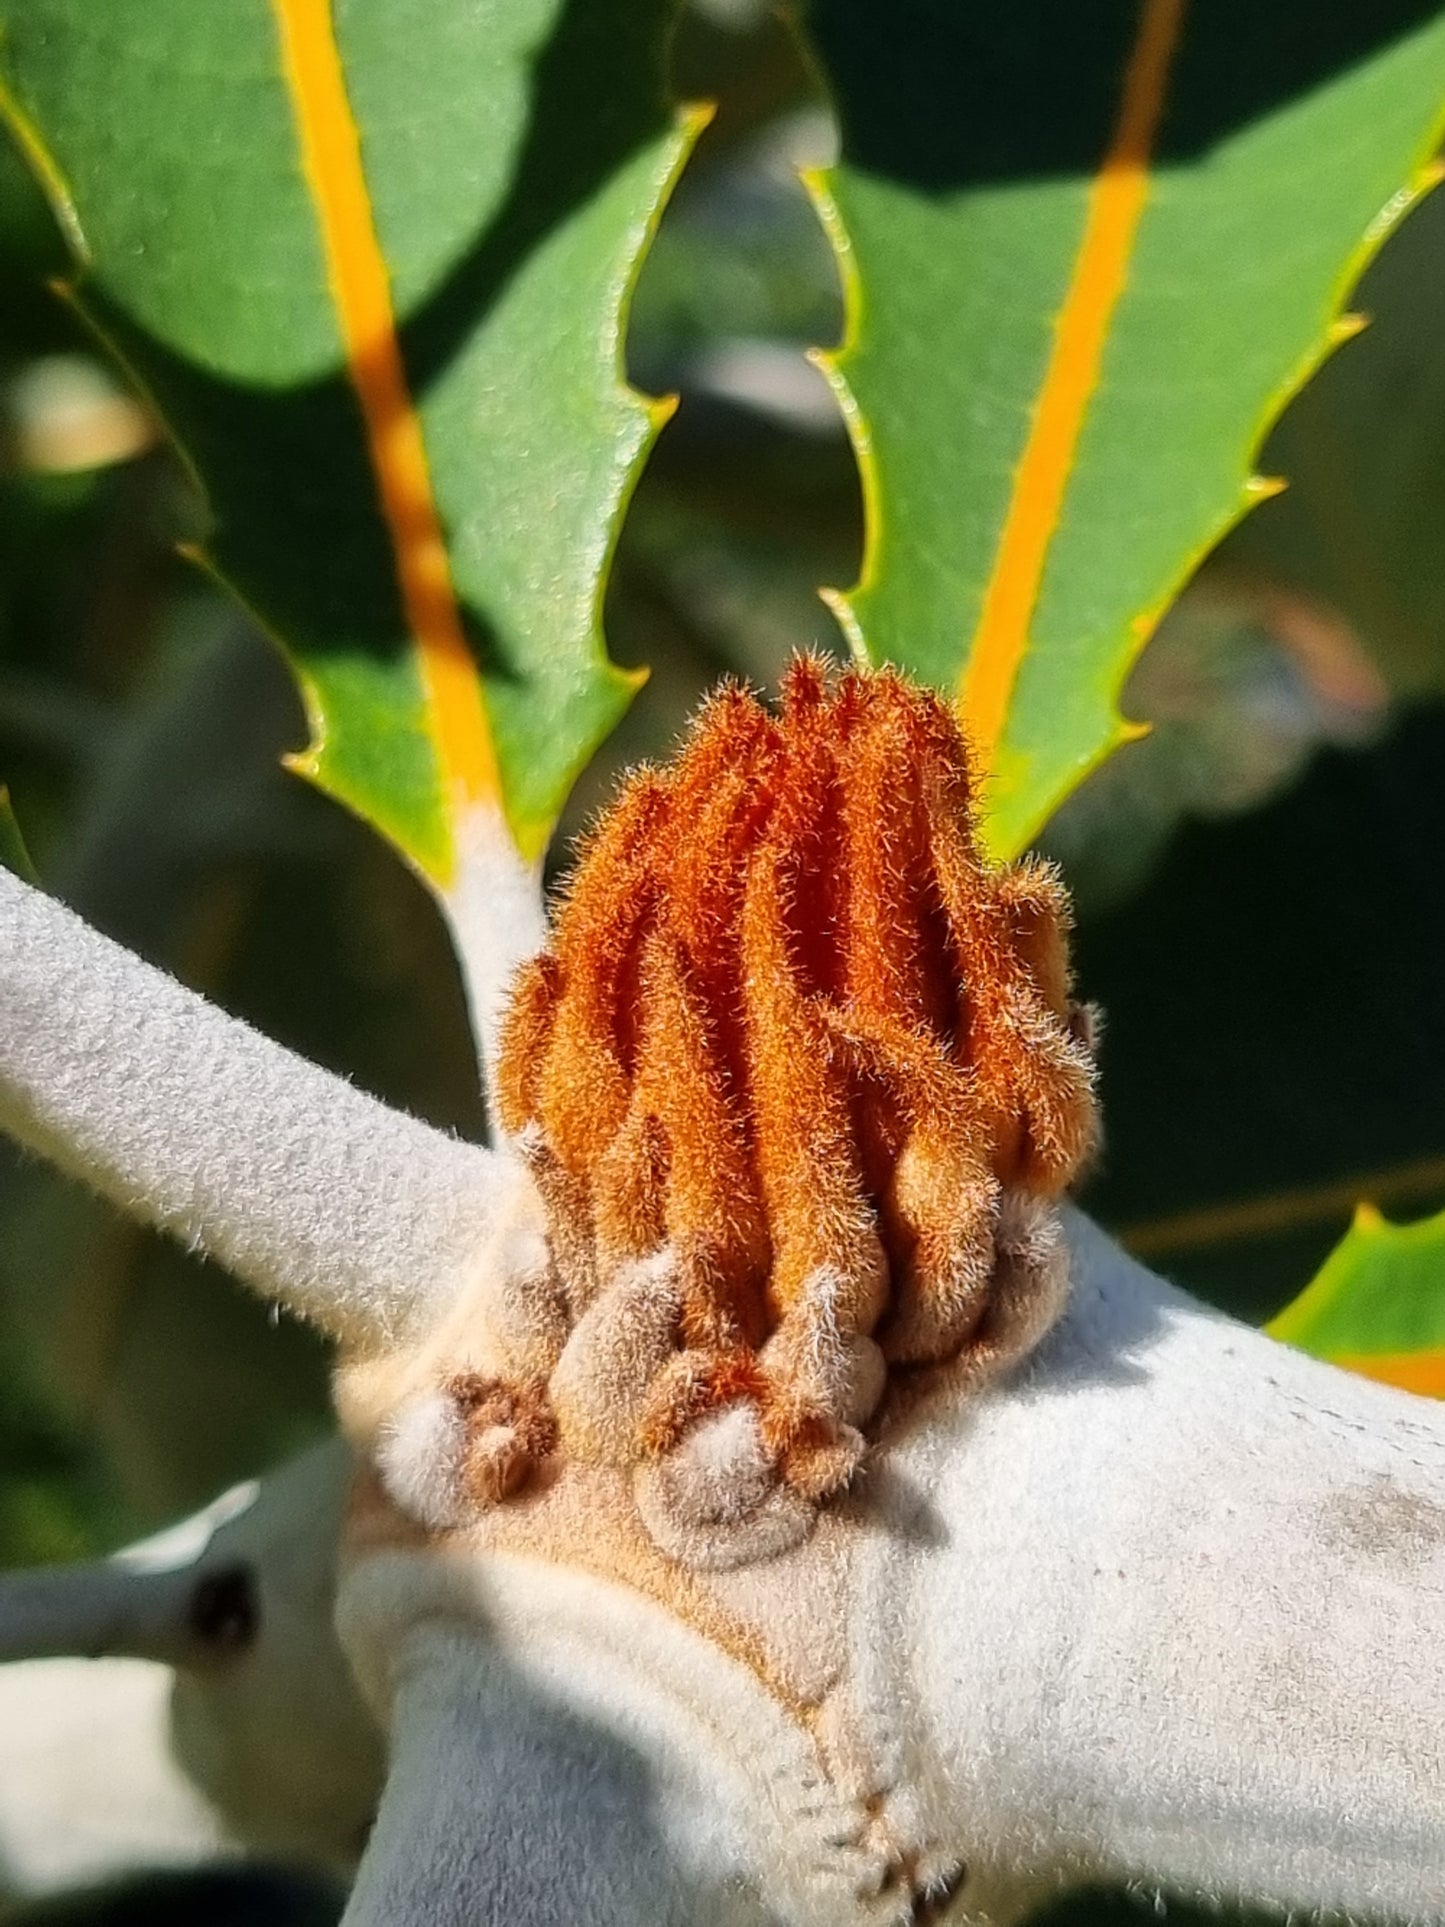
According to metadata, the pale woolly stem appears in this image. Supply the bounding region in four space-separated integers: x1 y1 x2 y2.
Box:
0 1442 381 1881
342 1626 729 1927
6 851 1443 1925
0 868 504 1343
0 1559 212 1667
443 804 547 1135
336 1218 1445 1925
6 1220 1444 1920
881 1209 1445 1917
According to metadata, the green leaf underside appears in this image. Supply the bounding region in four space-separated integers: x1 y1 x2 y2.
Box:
0 785 37 883
1270 1206 1445 1386
805 0 1445 856
0 0 691 870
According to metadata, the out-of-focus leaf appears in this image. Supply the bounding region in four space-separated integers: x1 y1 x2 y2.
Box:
0 126 72 356
1269 1204 1445 1398
0 782 36 881
1226 182 1445 700
1076 703 1445 1326
0 0 696 872
802 0 1445 854
1041 567 1388 915
0 1341 115 1564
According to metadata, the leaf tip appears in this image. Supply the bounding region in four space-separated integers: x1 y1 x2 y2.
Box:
647 391 680 434
281 745 321 783
1244 473 1287 504
1329 310 1369 347
679 98 718 141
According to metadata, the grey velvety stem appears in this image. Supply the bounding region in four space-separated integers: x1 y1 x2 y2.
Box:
876 1210 1445 1915
0 1559 212 1667
342 1627 724 1927
0 868 500 1344
443 805 547 1139
0 1442 382 1880
334 1209 1445 1924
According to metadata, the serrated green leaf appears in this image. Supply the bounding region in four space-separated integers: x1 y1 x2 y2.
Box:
1269 1204 1445 1399
802 0 1445 855
0 785 36 883
0 0 695 875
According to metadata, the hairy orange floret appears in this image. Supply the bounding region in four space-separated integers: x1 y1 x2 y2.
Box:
496 662 1097 1511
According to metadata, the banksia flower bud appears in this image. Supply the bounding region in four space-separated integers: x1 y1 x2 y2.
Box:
479 659 1097 1563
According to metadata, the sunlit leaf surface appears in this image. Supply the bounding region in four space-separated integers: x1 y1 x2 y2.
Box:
0 0 695 872
803 0 1445 853
1270 1204 1445 1399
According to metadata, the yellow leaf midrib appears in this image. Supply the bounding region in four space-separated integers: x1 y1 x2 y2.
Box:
270 0 503 881
957 0 1188 769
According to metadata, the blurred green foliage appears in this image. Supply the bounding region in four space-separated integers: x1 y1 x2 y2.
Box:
0 0 695 867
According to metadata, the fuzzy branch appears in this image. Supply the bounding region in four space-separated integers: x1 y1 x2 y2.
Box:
0 1442 380 1890
0 1559 214 1668
894 1210 1445 1918
445 807 548 1137
335 1215 1445 1926
0 869 504 1342
342 1627 719 1927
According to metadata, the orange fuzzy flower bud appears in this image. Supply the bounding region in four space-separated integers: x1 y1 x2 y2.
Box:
497 661 1097 1516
